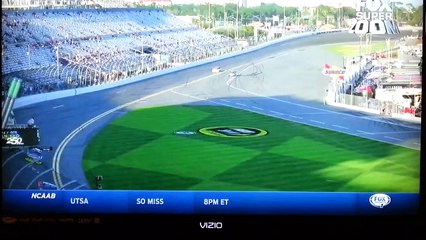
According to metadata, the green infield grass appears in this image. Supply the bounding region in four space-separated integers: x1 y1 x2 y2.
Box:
82 105 420 192
326 41 389 57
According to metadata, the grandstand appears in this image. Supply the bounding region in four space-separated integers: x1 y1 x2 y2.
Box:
2 5 238 97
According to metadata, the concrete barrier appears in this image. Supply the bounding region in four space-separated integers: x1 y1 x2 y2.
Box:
13 29 343 109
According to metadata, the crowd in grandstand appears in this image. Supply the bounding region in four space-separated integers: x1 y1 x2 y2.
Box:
2 7 238 97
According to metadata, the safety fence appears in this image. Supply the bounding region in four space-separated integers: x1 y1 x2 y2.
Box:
335 93 421 118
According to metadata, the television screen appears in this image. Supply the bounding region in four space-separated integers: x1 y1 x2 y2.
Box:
1 0 424 237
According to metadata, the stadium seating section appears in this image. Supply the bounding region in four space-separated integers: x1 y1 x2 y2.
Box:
2 8 238 96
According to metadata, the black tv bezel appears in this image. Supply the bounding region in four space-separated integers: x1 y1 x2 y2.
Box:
2 5 425 238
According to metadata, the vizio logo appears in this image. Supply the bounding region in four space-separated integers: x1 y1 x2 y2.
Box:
199 222 223 229
369 193 391 208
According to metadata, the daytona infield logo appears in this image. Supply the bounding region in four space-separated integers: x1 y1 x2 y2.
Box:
198 126 268 138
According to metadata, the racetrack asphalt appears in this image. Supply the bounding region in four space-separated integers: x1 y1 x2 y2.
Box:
2 30 420 190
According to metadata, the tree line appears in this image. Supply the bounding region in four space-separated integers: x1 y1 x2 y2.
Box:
131 2 423 28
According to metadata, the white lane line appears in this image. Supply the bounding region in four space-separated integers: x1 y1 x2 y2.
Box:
26 168 53 189
9 163 33 188
332 125 349 130
236 103 247 107
270 110 283 115
2 150 24 167
384 136 403 141
74 184 87 190
172 90 239 112
172 90 420 151
369 131 420 135
357 130 373 135
60 180 78 190
297 112 331 115
172 90 283 119
252 106 263 110
289 115 303 119
227 64 421 130
52 70 230 189
52 43 421 187
358 116 420 130
52 105 64 109
310 120 325 124
220 99 231 103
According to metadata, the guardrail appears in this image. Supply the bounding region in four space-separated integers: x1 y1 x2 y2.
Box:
13 29 344 109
